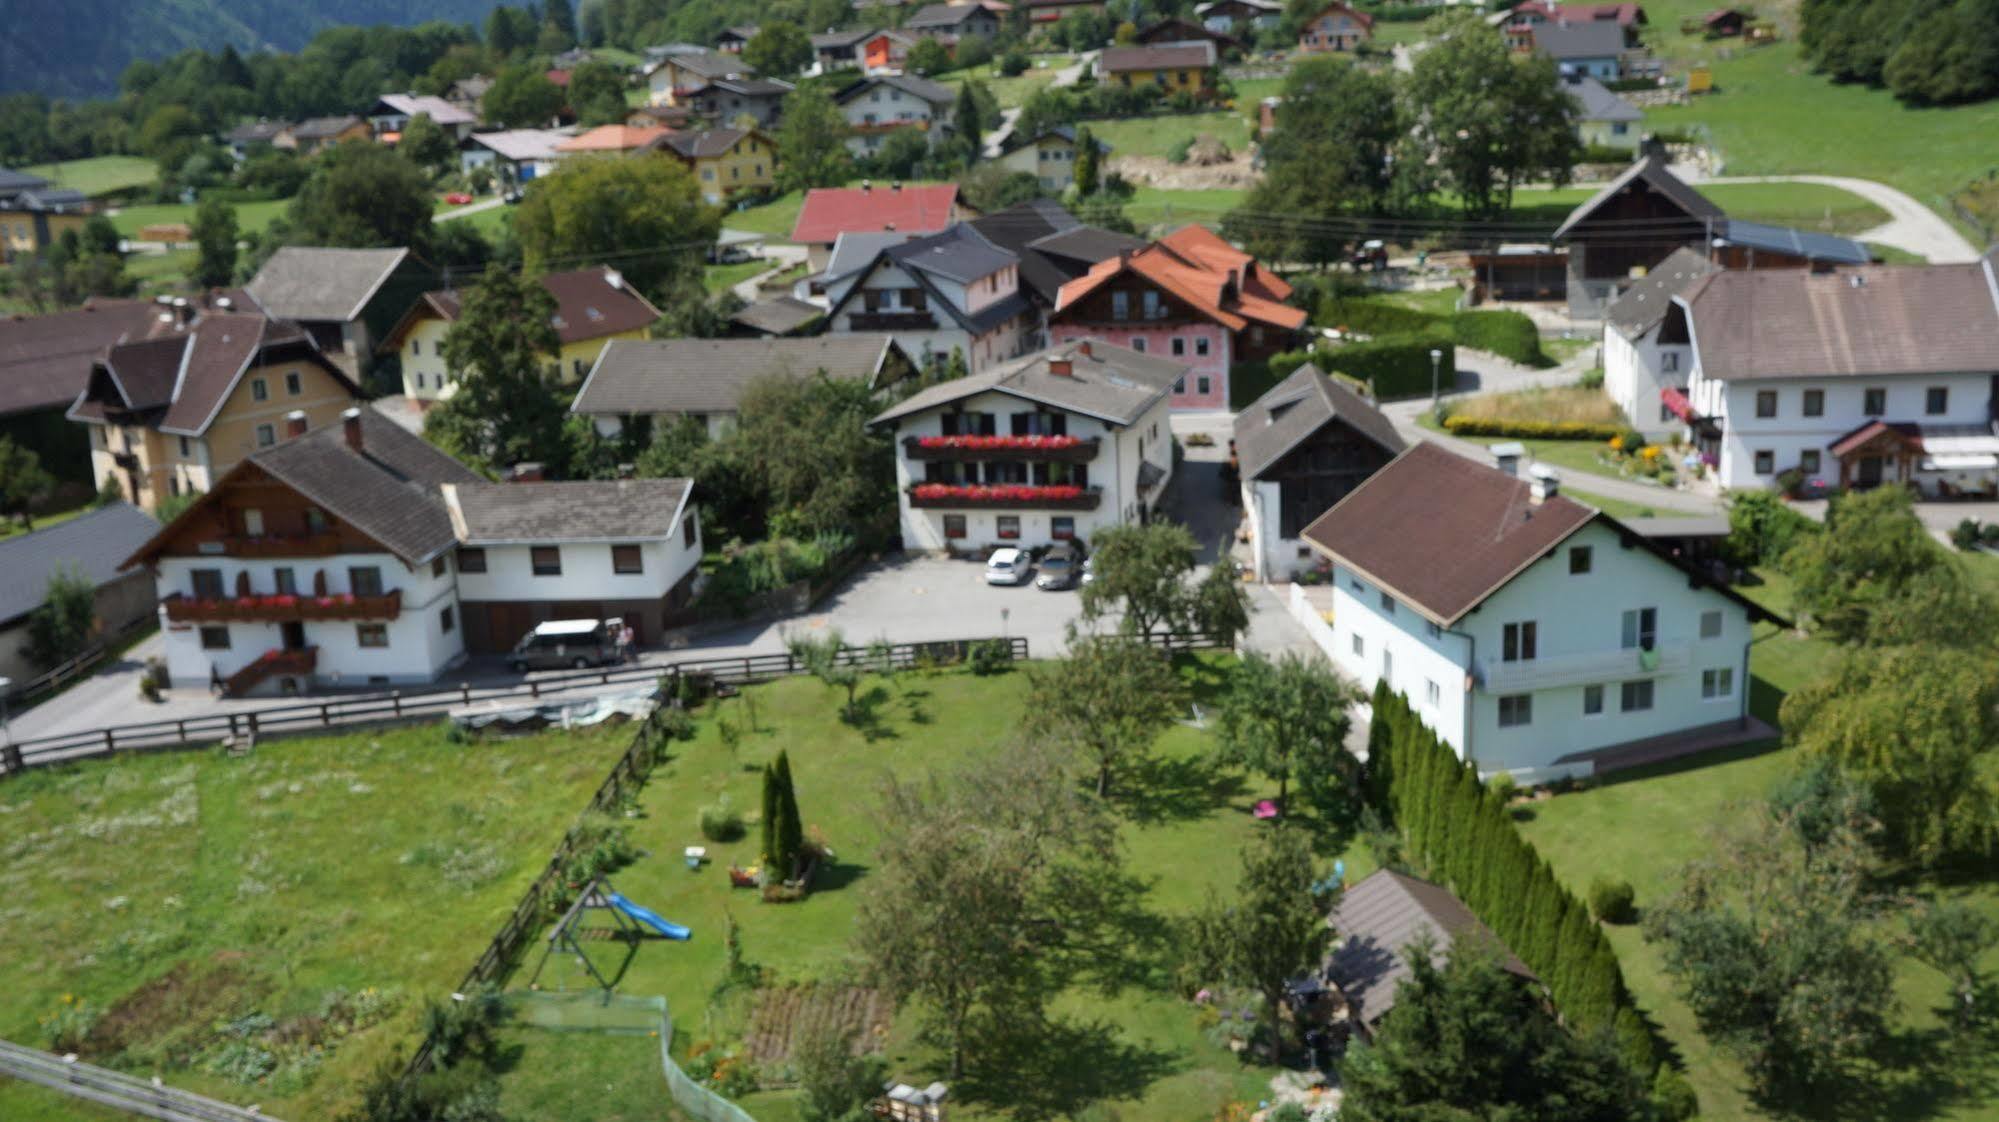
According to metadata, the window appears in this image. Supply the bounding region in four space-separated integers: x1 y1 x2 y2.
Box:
191 569 224 599
1111 291 1130 320
457 547 487 573
1620 680 1654 712
1502 621 1537 662
1378 591 1395 615
1699 609 1723 639
1753 449 1775 475
349 566 384 596
1569 546 1592 574
1863 387 1887 416
1803 389 1824 416
242 508 263 537
1195 337 1210 357
178 435 190 456
1755 390 1777 418
440 606 455 634
273 567 296 595
1052 516 1075 539
996 515 1020 539
1927 386 1949 415
1171 337 1186 356
1196 375 1211 395
1425 679 1440 707
1425 621 1442 639
255 424 276 448
1174 376 1186 394
612 544 644 574
1130 337 1146 353
251 377 268 402
431 555 449 578
1349 577 1365 593
1142 291 1163 319
943 514 967 539
1621 606 1657 650
285 371 301 395
1800 449 1821 475
1661 351 1680 374
683 514 698 547
1583 684 1604 716
411 339 421 356
357 623 389 648
1701 667 1734 699
1351 632 1364 657
199 625 231 650
531 546 562 575
1498 694 1533 727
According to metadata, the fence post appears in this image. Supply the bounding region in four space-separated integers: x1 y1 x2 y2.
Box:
247 711 258 739
176 720 187 746
321 703 331 727
392 690 403 716
530 679 541 698
102 728 115 756
462 683 472 704
2 742 20 774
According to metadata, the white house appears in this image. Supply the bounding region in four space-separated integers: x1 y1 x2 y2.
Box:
832 74 957 158
823 224 1037 374
1600 246 1715 436
1302 442 1784 783
572 335 915 440
1672 258 1999 494
458 129 568 183
987 126 1109 194
869 340 1182 553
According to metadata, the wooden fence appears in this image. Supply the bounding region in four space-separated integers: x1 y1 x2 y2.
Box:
2 616 157 711
0 1038 282 1122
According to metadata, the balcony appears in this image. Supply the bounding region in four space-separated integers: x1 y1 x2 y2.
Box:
903 435 1100 463
166 589 403 624
1475 641 1690 693
850 311 938 331
219 532 342 558
907 483 1102 511
111 451 139 470
223 646 317 697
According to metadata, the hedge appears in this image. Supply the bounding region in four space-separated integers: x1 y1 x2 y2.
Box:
1368 681 1662 1078
1272 335 1457 399
1452 309 1550 367
1300 290 1549 370
1441 416 1626 441
1317 294 1441 337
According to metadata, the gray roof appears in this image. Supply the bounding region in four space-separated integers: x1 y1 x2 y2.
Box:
572 336 908 416
886 224 1018 286
1233 364 1404 480
730 296 825 336
1563 75 1640 122
0 168 48 194
813 28 877 48
871 339 1185 429
825 230 920 282
1717 219 1870 265
0 503 159 626
224 120 288 143
662 51 755 80
291 115 366 139
1628 514 1730 538
1327 871 1535 1026
836 73 955 107
693 76 795 98
1552 153 1722 241
1604 246 1716 339
245 247 411 323
1532 20 1626 58
1029 225 1148 264
445 479 693 544
463 128 567 162
905 2 994 28
373 93 477 127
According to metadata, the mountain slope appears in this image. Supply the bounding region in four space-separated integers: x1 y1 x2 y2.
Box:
0 0 513 100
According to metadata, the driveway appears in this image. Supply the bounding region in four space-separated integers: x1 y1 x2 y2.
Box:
1692 173 1978 264
1052 51 1098 88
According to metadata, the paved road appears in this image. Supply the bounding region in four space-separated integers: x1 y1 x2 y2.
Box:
728 243 809 303
1052 51 1098 88
1692 173 1979 263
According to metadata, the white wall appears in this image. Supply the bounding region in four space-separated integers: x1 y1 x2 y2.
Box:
455 531 701 605
398 317 457 400
996 141 1077 191
1694 369 1993 488
1602 321 1690 437
1242 477 1317 582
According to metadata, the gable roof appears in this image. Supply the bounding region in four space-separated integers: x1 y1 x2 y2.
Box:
1604 246 1715 339
0 503 160 627
1100 41 1218 71
1306 2 1375 28
245 247 414 323
542 267 663 343
1326 870 1536 1027
730 296 825 336
444 479 693 544
1551 153 1722 241
789 183 959 245
291 115 367 140
1055 224 1306 333
659 51 754 81
463 128 568 162
0 168 47 194
1233 363 1404 480
572 335 910 416
0 299 163 419
1676 261 1999 381
559 124 672 152
1716 218 1870 265
224 120 288 144
813 27 878 48
653 126 760 160
905 2 995 27
1563 74 1641 122
1531 19 1627 57
885 223 1017 285
372 93 477 127
832 72 956 107
871 339 1185 428
688 76 796 98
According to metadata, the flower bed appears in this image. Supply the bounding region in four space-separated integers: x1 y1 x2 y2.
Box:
907 483 1099 509
914 434 1083 450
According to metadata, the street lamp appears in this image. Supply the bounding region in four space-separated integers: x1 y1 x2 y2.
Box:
1429 348 1445 415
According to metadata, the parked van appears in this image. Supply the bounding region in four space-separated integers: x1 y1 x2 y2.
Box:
509 618 626 672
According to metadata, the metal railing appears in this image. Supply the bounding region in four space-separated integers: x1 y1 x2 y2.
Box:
0 1038 284 1122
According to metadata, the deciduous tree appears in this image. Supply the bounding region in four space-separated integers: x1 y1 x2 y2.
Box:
1784 485 1946 641
1216 652 1359 810
744 21 814 77
0 436 56 529
1080 521 1247 638
1403 11 1580 219
424 264 568 473
484 63 566 128
775 86 855 192
1024 635 1183 797
513 153 718 297
286 141 437 251
398 112 457 174
1184 827 1328 1057
25 566 97 670
190 195 238 287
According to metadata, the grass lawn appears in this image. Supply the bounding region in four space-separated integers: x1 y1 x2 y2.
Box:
0 502 94 543
1090 110 1253 161
950 54 1076 109
22 156 160 198
0 721 635 1121
1563 486 1673 521
704 258 771 295
110 198 289 240
499 657 1370 1122
439 202 514 239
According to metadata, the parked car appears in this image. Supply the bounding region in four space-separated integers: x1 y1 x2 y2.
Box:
984 547 1032 585
509 617 626 672
1035 542 1083 590
443 192 474 205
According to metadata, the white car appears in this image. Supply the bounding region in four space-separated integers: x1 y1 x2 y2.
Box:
985 547 1032 585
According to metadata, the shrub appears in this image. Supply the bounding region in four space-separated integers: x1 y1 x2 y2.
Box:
998 47 1030 76
1274 335 1456 399
1442 416 1626 441
1651 1066 1700 1121
1588 876 1637 924
969 638 1013 676
1725 490 1819 566
1450 310 1549 367
1576 367 1605 389
657 706 695 741
1487 771 1518 801
1616 430 1646 455
1167 136 1194 164
1952 518 1985 551
1316 294 1441 336
699 796 746 842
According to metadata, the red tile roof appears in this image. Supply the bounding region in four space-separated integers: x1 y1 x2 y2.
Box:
558 125 671 152
1053 224 1307 333
789 184 960 245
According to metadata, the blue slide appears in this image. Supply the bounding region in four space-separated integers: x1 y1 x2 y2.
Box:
608 893 692 941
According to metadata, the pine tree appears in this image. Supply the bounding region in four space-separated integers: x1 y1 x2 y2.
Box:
774 750 804 879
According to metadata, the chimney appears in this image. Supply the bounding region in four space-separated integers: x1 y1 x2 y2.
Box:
1049 359 1074 377
284 410 307 439
605 269 624 290
341 406 363 452
1529 464 1561 504
1491 442 1525 477
1076 340 1092 358
507 462 546 482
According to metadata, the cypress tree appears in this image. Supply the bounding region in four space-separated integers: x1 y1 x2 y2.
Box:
773 750 804 879
1367 680 1396 812
761 762 780 866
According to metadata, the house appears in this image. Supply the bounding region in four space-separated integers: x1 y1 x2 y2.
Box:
122 406 704 693
626 104 695 130
969 199 1147 316
244 247 434 374
1302 441 1786 782
823 224 1035 373
573 335 914 439
1466 244 1570 303
1501 1 1645 47
869 340 1183 553
446 76 493 114
651 128 778 204
789 181 963 271
1136 17 1240 49
647 51 756 107
832 74 958 159
1673 258 1999 494
1194 0 1282 34
728 296 826 338
716 25 760 53
458 129 568 183
279 116 372 155
1097 41 1217 94
862 29 922 73
1701 7 1746 36
1049 224 1306 410
558 124 673 154
1528 21 1629 80
1297 2 1373 52
0 298 164 483
0 502 160 688
0 168 88 264
683 77 795 128
367 94 479 141
1233 364 1403 583
67 312 363 511
1600 246 1715 435
987 125 1108 193
1326 870 1538 1037
812 28 877 71
903 2 1002 43
1563 72 1642 151
222 120 286 161
1023 0 1107 23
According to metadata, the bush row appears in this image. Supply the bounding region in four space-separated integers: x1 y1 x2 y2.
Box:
1305 287 1550 369
1270 335 1457 399
1440 417 1627 440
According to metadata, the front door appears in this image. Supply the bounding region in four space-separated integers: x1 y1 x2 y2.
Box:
1857 455 1884 488
280 621 306 650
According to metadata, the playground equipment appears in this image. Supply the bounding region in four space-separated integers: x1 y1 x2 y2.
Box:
528 877 690 994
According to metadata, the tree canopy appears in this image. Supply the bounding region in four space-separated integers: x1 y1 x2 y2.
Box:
1184 827 1329 1057
513 153 719 298
1023 635 1185 797
744 21 814 77
775 86 855 192
1216 652 1359 813
286 141 437 252
424 264 567 475
1079 522 1249 638
1404 11 1580 219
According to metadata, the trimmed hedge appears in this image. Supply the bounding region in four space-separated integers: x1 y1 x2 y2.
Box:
1451 310 1550 367
1441 416 1626 441
1272 335 1457 400
1317 294 1440 337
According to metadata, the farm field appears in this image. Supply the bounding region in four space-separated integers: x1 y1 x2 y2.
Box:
108 198 289 240
0 721 634 1120
21 155 159 197
1089 109 1253 161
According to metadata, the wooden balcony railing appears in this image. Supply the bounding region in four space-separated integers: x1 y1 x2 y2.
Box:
166 589 402 623
849 311 937 330
219 532 343 558
902 435 1100 463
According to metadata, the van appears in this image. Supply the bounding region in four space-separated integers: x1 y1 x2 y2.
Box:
509 618 626 672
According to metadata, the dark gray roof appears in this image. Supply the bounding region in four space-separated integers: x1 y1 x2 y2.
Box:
871 339 1185 428
0 168 47 194
730 296 824 336
245 247 412 323
836 73 955 107
224 120 288 143
1028 225 1148 265
291 115 366 139
1552 153 1722 241
886 224 1018 285
572 336 908 415
1604 246 1716 338
14 188 87 211
825 230 921 282
1325 870 1536 1027
813 28 877 48
1563 75 1640 122
905 2 993 28
1233 363 1404 480
972 201 1087 305
0 503 159 626
1532 19 1626 58
445 479 693 544
664 51 755 80
1717 219 1870 265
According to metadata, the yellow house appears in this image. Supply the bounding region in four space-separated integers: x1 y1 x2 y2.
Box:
652 128 776 205
67 310 363 512
376 266 663 403
278 116 374 155
1097 41 1218 93
0 170 89 264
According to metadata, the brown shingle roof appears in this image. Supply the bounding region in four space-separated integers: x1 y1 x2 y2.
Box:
1100 41 1218 71
444 479 694 544
1300 442 1597 625
1326 870 1535 1027
652 126 757 160
0 299 161 418
573 336 909 416
1233 363 1404 480
541 267 663 344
